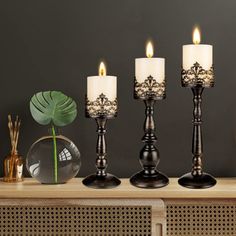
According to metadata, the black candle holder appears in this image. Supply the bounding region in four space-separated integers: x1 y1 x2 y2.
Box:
178 62 217 189
130 76 169 188
82 93 121 189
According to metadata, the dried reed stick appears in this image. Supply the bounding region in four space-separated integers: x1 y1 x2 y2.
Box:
8 115 21 155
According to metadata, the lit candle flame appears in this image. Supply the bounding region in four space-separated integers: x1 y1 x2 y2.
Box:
99 61 106 76
193 27 201 45
146 41 154 58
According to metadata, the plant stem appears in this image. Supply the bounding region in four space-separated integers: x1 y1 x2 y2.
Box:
51 125 58 183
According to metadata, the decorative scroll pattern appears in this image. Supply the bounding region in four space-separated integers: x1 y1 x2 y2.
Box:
182 62 214 87
86 93 117 118
134 76 166 100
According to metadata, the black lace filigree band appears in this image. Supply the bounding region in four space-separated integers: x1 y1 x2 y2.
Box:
134 76 166 100
86 93 117 118
181 62 214 88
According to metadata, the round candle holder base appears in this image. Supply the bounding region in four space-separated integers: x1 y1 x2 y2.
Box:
178 172 216 189
82 173 121 189
130 170 169 189
178 83 216 189
82 109 120 189
130 76 169 189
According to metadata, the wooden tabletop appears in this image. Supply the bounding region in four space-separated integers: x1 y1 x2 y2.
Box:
0 178 235 199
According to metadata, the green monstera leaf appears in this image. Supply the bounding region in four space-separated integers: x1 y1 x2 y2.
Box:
30 91 77 127
29 91 77 183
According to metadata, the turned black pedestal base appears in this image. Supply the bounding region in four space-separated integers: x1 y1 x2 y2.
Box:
178 86 216 189
82 173 121 189
130 92 169 189
130 170 169 189
178 172 216 189
82 113 121 189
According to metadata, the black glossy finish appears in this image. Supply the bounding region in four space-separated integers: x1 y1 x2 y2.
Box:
130 99 169 188
82 173 121 189
178 172 216 189
178 87 217 189
83 117 121 189
130 170 169 189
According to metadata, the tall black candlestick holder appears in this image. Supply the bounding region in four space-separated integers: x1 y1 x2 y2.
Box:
83 93 121 189
130 76 169 188
178 62 216 189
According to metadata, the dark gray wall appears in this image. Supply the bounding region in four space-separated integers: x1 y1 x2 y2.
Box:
0 0 235 178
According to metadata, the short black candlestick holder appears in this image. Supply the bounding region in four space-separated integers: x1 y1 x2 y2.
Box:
130 76 169 188
83 93 121 189
178 62 217 189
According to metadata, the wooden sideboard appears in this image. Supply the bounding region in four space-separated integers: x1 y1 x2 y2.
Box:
0 178 235 236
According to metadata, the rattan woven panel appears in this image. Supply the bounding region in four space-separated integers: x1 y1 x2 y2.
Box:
166 200 236 236
0 205 152 236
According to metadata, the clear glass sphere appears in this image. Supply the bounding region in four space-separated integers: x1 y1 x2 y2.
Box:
26 135 81 184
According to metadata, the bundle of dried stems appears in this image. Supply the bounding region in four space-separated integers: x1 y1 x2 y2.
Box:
8 115 21 155
3 115 23 182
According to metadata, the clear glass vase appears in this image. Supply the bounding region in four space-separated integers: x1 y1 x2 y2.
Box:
3 152 24 182
26 133 81 184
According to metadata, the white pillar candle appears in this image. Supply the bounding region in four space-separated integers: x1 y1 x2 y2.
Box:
183 27 213 70
87 62 117 101
135 41 165 83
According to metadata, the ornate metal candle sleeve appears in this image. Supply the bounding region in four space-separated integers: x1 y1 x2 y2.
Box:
130 76 169 188
178 62 216 189
82 94 121 189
